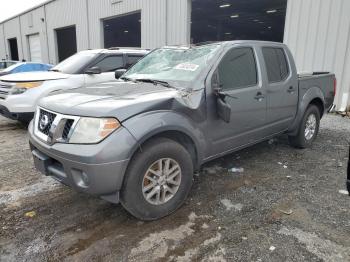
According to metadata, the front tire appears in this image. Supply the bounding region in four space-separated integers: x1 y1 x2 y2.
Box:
120 138 194 221
289 105 320 148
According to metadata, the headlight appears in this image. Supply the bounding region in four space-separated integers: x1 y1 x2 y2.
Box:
69 117 121 144
10 82 43 95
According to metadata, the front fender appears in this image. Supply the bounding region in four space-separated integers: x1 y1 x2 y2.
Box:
122 110 207 166
288 86 325 135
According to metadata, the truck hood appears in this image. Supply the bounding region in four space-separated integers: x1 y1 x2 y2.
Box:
39 81 202 121
0 71 70 82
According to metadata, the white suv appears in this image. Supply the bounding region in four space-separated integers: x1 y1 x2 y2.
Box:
0 48 149 123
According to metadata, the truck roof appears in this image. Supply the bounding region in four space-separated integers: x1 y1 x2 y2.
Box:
165 40 288 50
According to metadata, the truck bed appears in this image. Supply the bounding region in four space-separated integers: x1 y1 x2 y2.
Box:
298 72 336 111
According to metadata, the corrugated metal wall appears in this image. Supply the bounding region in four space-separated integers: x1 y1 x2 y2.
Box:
3 17 23 60
0 0 190 64
284 0 350 111
87 0 190 49
45 0 90 64
19 7 49 63
0 24 6 59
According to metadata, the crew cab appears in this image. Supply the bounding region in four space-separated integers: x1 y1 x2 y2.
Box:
0 48 149 123
29 41 336 220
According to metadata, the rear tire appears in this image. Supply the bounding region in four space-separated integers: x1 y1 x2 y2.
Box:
120 137 194 221
288 105 320 148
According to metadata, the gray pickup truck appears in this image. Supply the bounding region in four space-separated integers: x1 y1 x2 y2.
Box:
29 41 336 220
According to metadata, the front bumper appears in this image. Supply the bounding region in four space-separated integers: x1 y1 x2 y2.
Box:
28 121 138 203
0 93 36 113
0 104 33 121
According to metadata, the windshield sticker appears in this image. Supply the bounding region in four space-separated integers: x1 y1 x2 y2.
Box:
174 63 200 72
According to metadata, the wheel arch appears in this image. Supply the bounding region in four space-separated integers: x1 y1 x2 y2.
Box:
123 111 207 174
288 86 325 135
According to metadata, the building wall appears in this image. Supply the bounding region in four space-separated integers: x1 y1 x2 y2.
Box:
1 0 349 111
0 0 190 64
19 6 49 63
284 0 350 111
2 17 23 60
87 0 190 49
45 0 90 64
0 24 6 59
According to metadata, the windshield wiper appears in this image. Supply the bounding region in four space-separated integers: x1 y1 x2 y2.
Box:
120 76 136 82
135 79 175 89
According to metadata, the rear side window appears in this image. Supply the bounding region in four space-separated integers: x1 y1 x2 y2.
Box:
262 47 289 83
218 47 258 90
126 55 144 68
94 55 124 72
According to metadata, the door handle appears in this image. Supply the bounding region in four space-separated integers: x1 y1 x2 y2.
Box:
287 86 296 93
254 92 265 101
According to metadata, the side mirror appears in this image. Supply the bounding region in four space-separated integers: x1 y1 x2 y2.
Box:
115 69 127 79
85 66 101 75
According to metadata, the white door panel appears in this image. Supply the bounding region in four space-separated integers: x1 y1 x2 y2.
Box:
28 34 42 63
84 72 116 86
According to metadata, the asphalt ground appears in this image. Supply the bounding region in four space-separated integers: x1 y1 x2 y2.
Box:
0 114 349 262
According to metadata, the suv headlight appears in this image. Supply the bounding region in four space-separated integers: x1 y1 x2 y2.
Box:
69 117 121 144
10 82 43 95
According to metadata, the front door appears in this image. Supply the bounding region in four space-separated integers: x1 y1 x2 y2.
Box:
208 46 267 156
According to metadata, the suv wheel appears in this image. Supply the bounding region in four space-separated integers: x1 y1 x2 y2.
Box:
121 138 193 220
289 104 320 148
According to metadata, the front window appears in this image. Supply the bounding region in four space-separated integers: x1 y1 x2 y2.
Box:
51 52 98 74
93 55 124 72
124 44 222 88
218 47 258 90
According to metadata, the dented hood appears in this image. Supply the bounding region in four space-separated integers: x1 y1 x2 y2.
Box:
39 81 203 121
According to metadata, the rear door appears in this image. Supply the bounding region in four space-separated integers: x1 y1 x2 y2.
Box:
262 47 298 132
84 55 125 86
209 46 267 155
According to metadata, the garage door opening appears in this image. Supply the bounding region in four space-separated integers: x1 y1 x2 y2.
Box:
103 12 141 48
8 38 19 61
28 34 42 62
56 26 77 62
191 0 288 43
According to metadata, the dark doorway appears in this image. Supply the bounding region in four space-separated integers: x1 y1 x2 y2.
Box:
103 12 141 48
56 26 77 62
8 38 19 61
191 0 288 44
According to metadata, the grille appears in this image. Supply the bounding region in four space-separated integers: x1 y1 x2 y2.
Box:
34 108 79 144
38 109 57 135
0 83 12 89
0 83 12 96
62 119 74 140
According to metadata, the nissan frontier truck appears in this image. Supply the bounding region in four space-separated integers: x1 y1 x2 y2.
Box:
29 41 336 220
